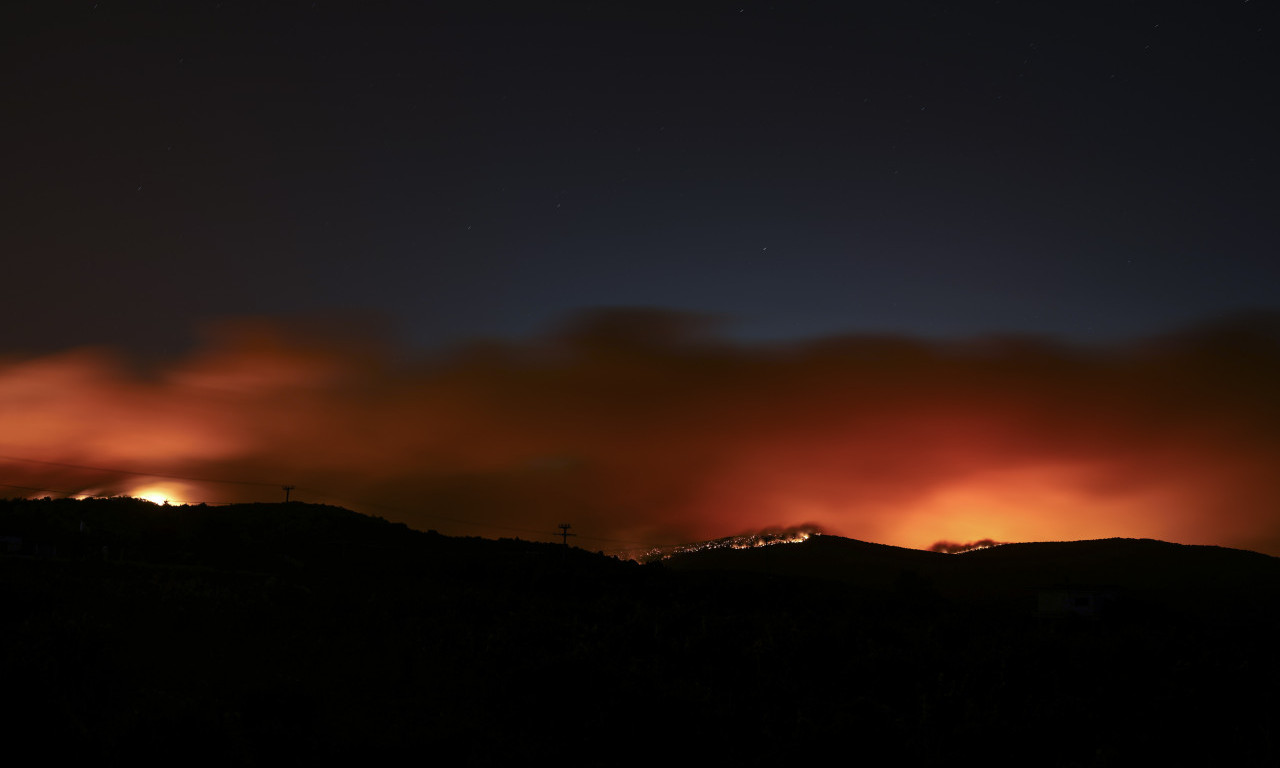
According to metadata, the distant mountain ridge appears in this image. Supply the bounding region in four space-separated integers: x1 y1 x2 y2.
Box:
5 496 1277 606
664 532 1280 609
3 497 1280 764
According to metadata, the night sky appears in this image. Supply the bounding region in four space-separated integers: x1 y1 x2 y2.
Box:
3 2 1279 554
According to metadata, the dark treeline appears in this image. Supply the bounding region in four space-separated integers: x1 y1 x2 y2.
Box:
2 497 1278 765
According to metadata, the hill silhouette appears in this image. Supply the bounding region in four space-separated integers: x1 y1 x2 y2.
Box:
664 533 1280 610
3 497 1278 765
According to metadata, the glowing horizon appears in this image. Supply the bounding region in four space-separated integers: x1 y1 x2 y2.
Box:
3 311 1279 556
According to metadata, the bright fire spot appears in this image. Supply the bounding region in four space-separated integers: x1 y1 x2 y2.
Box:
930 538 1004 554
640 525 821 561
881 464 1189 551
730 530 813 549
129 483 190 506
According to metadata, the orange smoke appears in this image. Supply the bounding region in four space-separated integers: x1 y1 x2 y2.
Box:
3 310 1279 555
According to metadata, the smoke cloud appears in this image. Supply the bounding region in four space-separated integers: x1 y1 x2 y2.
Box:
3 310 1280 555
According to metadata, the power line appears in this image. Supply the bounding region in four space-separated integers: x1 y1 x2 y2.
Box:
0 452 697 552
1 481 77 496
0 454 282 489
304 489 564 539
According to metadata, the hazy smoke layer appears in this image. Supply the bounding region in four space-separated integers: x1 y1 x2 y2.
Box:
3 310 1279 555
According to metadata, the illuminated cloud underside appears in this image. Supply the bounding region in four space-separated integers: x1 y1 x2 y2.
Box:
2 311 1278 555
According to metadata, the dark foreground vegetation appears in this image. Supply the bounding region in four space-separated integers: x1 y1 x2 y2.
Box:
3 497 1278 765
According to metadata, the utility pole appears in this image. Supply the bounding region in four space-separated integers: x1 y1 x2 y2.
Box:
282 485 295 503
556 523 576 547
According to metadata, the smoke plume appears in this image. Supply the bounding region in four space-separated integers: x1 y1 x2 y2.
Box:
3 309 1279 555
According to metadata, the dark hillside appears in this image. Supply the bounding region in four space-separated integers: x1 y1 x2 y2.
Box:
3 498 1278 765
666 533 1280 612
957 538 1280 611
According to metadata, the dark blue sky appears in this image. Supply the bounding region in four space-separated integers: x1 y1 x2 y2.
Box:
5 0 1277 355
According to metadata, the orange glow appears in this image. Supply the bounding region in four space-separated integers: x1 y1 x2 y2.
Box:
881 464 1192 550
2 311 1279 555
129 483 191 506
